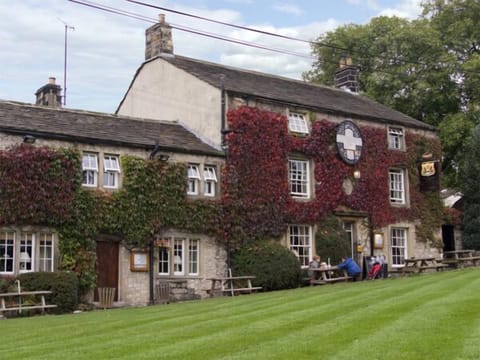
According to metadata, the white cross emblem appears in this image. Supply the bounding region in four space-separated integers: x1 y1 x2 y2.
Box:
336 120 363 164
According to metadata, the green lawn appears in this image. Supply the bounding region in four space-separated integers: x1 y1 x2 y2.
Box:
1 268 480 360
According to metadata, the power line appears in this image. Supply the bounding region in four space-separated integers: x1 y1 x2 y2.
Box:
69 0 315 60
125 0 350 52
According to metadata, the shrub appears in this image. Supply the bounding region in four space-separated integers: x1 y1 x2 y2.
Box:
315 216 351 265
17 271 78 314
231 241 302 291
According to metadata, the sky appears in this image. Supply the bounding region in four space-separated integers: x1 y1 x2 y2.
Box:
0 0 424 113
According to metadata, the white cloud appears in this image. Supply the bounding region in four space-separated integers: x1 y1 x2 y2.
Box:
272 3 304 16
378 0 422 19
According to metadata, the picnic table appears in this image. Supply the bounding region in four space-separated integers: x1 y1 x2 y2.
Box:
442 250 480 268
206 276 262 297
0 290 57 316
309 266 352 285
401 257 448 275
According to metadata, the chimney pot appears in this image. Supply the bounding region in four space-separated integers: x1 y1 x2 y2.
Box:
48 77 56 84
159 14 165 23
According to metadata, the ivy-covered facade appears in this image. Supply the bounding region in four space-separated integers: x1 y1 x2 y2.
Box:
118 16 446 277
0 99 224 305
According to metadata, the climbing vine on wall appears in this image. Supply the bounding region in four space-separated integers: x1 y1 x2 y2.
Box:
223 106 444 247
0 146 220 296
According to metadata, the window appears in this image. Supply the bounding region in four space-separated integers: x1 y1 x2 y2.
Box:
0 230 54 274
288 225 312 268
187 164 201 195
39 232 54 272
19 232 34 273
0 231 15 274
289 159 310 198
389 169 406 204
158 247 169 275
391 228 407 266
288 112 309 134
157 237 201 276
388 127 405 150
204 166 217 197
82 153 98 187
188 239 199 275
173 239 185 275
103 155 121 188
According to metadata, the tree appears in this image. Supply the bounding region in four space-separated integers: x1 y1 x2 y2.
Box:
305 0 480 188
460 124 480 250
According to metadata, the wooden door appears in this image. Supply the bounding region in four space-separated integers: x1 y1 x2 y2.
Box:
95 241 119 301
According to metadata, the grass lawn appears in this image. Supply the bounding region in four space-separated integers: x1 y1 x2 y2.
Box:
1 267 480 360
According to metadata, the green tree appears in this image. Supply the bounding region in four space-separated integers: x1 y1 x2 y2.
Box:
305 0 480 188
460 124 480 250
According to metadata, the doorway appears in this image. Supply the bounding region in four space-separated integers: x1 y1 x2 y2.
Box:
95 240 119 301
442 225 455 252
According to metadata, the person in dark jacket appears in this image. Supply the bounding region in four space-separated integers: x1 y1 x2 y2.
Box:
337 257 361 281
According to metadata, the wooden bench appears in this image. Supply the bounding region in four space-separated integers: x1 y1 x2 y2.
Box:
206 276 262 297
0 291 57 316
418 263 449 272
310 276 352 285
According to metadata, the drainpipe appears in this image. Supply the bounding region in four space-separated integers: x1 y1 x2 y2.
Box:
149 239 154 305
220 74 226 150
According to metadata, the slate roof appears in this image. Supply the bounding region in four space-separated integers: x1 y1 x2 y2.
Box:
0 100 223 157
137 54 435 131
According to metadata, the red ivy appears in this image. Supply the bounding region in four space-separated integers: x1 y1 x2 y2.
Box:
222 106 442 244
0 145 80 225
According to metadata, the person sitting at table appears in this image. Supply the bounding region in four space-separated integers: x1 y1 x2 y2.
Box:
308 255 321 282
337 257 361 281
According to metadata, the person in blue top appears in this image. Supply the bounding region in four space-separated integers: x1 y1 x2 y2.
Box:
337 257 361 281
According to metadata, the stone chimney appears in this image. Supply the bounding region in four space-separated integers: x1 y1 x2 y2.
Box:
335 57 359 93
35 77 62 108
145 14 174 60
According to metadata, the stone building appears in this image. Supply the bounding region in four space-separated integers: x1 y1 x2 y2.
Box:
116 15 444 274
0 93 224 306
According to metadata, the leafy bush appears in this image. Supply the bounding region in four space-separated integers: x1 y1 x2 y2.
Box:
18 271 78 314
231 241 302 291
315 216 351 265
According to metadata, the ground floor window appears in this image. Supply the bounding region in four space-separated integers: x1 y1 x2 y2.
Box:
288 225 312 268
391 228 407 266
157 237 201 276
0 229 55 274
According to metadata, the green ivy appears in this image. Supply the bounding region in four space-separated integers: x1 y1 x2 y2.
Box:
0 147 221 297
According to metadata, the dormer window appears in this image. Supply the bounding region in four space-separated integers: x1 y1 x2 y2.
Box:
203 166 217 197
288 112 309 135
82 153 98 187
388 127 405 150
103 155 120 189
187 164 201 195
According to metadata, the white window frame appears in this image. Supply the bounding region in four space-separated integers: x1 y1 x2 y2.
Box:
391 228 407 267
188 239 200 275
158 247 170 275
19 232 35 273
82 153 98 187
289 159 310 198
103 155 121 189
288 112 309 134
39 232 54 272
187 164 201 195
173 239 185 275
389 168 406 205
0 231 15 274
388 127 405 150
203 166 217 197
288 225 312 268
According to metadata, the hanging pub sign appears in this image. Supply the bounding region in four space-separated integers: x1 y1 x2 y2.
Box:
419 153 440 192
336 120 363 165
